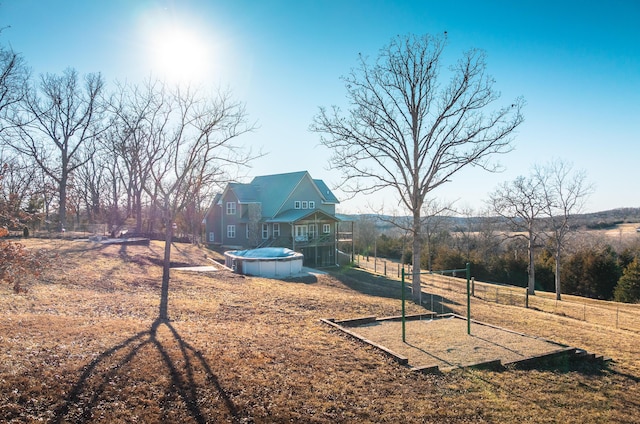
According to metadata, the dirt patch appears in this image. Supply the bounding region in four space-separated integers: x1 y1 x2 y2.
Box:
330 314 577 372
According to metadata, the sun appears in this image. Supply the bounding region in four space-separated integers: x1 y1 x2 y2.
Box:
150 25 210 84
140 11 213 85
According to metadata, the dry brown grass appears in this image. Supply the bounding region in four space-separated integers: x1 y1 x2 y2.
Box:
1 239 639 423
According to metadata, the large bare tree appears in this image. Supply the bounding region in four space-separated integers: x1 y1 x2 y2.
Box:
312 33 524 302
536 159 592 300
144 84 257 320
6 68 105 230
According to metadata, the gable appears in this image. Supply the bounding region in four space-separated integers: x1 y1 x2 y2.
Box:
216 171 339 220
221 182 259 204
250 171 307 217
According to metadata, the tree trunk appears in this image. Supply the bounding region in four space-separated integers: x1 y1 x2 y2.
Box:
59 173 67 231
555 250 562 300
411 211 422 304
425 234 432 272
135 190 143 232
126 183 133 219
159 214 173 320
527 229 535 295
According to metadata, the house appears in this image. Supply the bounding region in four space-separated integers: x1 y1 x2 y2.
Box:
204 171 342 267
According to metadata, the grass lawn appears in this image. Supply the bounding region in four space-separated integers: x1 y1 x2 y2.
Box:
1 239 639 423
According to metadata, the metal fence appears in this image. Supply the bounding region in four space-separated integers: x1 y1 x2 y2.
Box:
425 272 640 333
354 254 640 333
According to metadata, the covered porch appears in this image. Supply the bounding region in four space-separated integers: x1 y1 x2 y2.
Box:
264 209 340 268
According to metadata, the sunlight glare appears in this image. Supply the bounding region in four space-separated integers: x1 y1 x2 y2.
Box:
141 12 214 85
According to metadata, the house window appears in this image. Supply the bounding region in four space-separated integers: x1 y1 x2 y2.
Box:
227 225 236 238
323 224 331 234
301 201 308 209
308 224 317 239
294 225 308 242
294 201 301 209
273 223 280 237
262 224 269 239
226 202 236 215
309 201 315 209
209 232 215 242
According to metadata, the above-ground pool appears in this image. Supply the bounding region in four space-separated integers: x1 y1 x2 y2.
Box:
224 247 304 278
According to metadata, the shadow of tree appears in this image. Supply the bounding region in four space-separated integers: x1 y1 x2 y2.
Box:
52 318 240 423
282 274 319 284
327 267 457 314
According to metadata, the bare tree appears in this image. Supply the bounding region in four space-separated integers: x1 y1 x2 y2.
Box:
6 68 105 230
108 79 173 232
73 141 109 224
489 175 545 295
312 33 524 302
145 84 257 320
0 151 36 228
0 41 29 132
536 159 592 300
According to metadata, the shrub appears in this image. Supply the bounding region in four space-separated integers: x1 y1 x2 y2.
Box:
0 240 48 293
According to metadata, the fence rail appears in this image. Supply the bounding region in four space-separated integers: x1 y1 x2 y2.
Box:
354 254 640 333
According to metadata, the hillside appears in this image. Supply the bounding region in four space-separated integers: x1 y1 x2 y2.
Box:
1 239 639 423
345 207 640 234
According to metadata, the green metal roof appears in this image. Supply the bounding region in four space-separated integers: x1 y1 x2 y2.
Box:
219 171 340 220
313 179 339 204
247 171 339 217
249 171 306 216
228 182 259 203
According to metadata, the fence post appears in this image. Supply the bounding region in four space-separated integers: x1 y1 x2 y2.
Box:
401 268 406 342
525 288 529 308
384 261 387 276
471 277 475 296
466 262 471 335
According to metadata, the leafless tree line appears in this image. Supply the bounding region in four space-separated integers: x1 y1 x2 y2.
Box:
0 43 257 243
489 160 593 300
354 158 593 303
1 36 260 319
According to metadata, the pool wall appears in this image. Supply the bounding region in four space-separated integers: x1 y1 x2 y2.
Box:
224 248 304 278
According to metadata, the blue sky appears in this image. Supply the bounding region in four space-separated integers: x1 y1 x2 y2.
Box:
2 0 639 214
